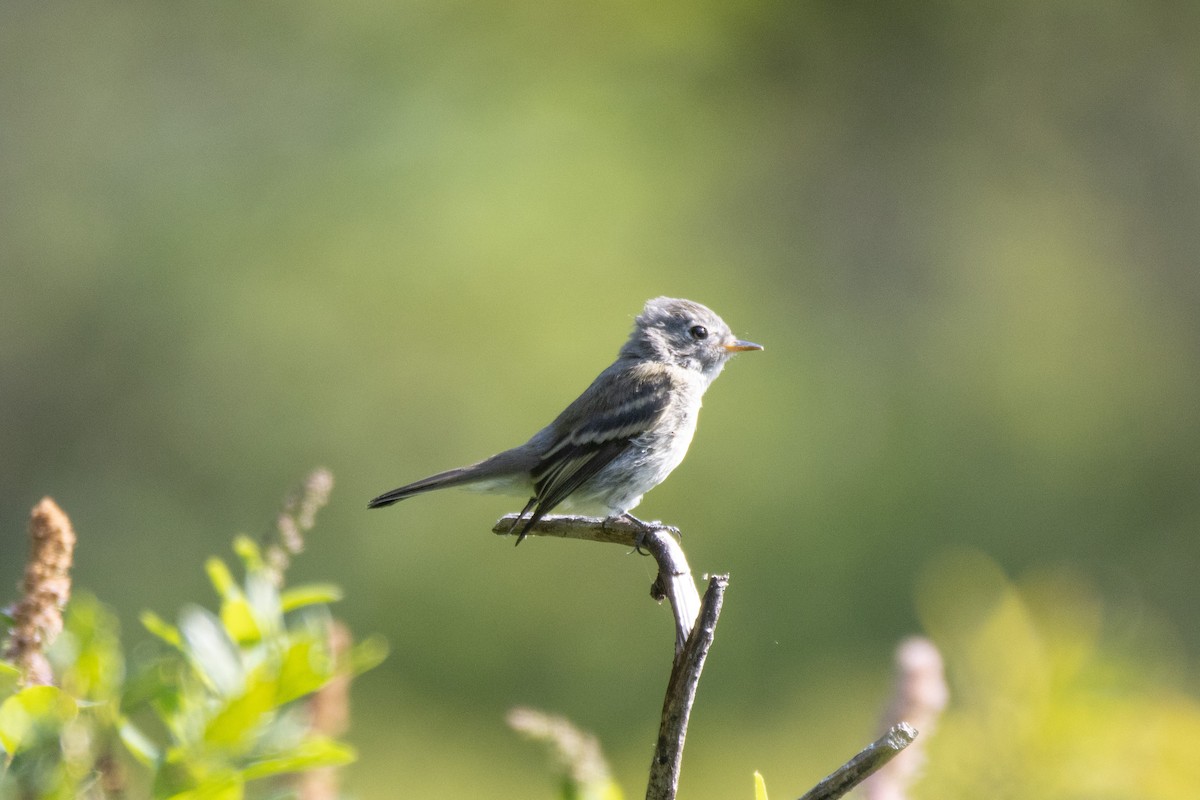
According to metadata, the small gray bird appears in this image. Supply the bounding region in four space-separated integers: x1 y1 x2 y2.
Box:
368 297 762 543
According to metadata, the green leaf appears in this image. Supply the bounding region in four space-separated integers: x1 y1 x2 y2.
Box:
347 635 389 676
754 771 768 800
239 736 356 781
206 558 240 603
119 653 181 719
202 672 277 750
0 661 21 697
142 610 183 649
179 606 244 698
280 583 344 612
218 596 261 646
119 718 162 765
232 536 264 573
165 771 244 800
243 571 282 640
277 637 332 705
53 593 124 705
0 685 77 755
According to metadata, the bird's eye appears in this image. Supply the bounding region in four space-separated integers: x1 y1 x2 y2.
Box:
689 325 709 340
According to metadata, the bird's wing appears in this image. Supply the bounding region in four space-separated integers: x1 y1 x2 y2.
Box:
514 365 673 538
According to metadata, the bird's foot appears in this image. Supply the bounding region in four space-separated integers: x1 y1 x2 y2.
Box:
624 514 683 543
616 513 658 555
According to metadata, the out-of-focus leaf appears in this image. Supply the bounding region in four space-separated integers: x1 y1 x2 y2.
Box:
280 583 344 612
142 611 183 649
0 685 77 755
154 750 201 797
179 606 243 698
53 593 124 705
917 551 1200 797
205 558 238 602
120 653 181 719
0 661 20 696
347 635 389 676
238 735 356 781
218 596 260 646
119 718 162 765
754 771 768 800
232 536 264 573
202 672 276 750
208 557 263 644
153 684 190 745
244 571 281 640
277 637 332 705
581 778 625 800
165 771 244 800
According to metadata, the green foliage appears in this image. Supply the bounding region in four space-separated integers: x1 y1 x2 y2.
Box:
915 551 1200 799
0 540 384 799
1 595 121 800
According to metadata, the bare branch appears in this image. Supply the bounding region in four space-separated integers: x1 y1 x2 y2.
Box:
797 723 918 800
646 573 728 800
492 512 668 544
493 514 728 800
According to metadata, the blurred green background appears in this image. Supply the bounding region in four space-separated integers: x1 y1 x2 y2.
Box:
3 2 1199 797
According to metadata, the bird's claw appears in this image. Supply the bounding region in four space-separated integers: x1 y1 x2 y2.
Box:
617 513 657 555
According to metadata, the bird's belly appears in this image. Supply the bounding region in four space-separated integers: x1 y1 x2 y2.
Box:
569 410 700 515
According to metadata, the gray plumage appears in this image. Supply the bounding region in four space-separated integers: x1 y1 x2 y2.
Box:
368 297 762 543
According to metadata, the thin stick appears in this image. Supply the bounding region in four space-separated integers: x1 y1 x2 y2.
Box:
492 514 728 800
645 574 728 800
797 723 918 800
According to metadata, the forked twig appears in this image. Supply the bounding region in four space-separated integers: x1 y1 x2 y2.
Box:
491 514 725 800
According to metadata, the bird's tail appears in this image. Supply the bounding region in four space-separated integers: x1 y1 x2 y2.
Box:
367 466 485 508
368 448 535 509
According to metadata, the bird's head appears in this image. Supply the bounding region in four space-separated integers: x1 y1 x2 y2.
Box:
621 297 763 383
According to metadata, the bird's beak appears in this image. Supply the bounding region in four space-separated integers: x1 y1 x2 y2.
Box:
724 339 764 352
